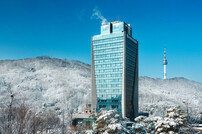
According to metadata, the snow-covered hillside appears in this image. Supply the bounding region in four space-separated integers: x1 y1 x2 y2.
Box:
139 77 202 116
0 56 91 117
0 57 201 117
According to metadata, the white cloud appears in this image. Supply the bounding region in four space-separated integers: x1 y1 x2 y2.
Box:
92 7 107 25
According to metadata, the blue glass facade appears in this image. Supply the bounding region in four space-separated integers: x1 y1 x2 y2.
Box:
91 21 138 119
93 33 124 112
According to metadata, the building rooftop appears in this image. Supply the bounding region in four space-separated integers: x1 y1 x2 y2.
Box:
102 21 123 25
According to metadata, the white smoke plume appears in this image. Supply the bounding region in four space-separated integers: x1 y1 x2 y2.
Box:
92 7 107 25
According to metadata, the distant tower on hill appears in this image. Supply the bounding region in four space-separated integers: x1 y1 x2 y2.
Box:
163 46 168 79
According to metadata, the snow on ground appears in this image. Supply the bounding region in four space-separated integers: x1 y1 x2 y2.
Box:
86 107 198 134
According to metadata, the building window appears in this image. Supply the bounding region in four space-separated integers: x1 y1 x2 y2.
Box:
111 105 119 109
99 105 106 108
99 100 107 103
112 100 119 103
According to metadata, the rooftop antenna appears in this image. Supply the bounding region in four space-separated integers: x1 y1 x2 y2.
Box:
163 45 168 79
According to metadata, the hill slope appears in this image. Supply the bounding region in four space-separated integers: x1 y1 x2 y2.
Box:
139 76 202 115
0 57 201 117
0 56 91 116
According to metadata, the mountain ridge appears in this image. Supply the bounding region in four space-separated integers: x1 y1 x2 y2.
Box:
1 56 200 83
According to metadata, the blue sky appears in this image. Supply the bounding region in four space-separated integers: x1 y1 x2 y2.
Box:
0 0 201 82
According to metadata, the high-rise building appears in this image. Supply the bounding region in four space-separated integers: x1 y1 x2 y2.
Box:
163 47 168 79
91 21 138 119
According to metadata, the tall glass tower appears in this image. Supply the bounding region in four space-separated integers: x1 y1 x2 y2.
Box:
91 21 138 119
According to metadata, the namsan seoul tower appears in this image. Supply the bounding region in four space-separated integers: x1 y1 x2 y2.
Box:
163 46 168 79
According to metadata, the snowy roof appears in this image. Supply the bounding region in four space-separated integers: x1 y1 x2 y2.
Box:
72 113 94 119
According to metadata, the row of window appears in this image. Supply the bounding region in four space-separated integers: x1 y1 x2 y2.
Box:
94 47 123 55
95 52 123 59
126 44 137 54
94 57 123 63
126 61 136 72
95 73 122 78
126 47 137 57
93 41 123 49
96 83 122 88
126 72 135 80
98 105 119 109
96 87 122 91
97 94 121 98
126 77 134 85
98 99 120 103
93 36 123 44
126 58 136 67
93 32 123 40
95 68 122 73
95 63 122 69
126 38 138 47
96 78 123 84
95 71 123 75
126 43 137 51
97 89 121 93
126 52 136 62
125 66 135 75
96 78 122 83
125 79 135 86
